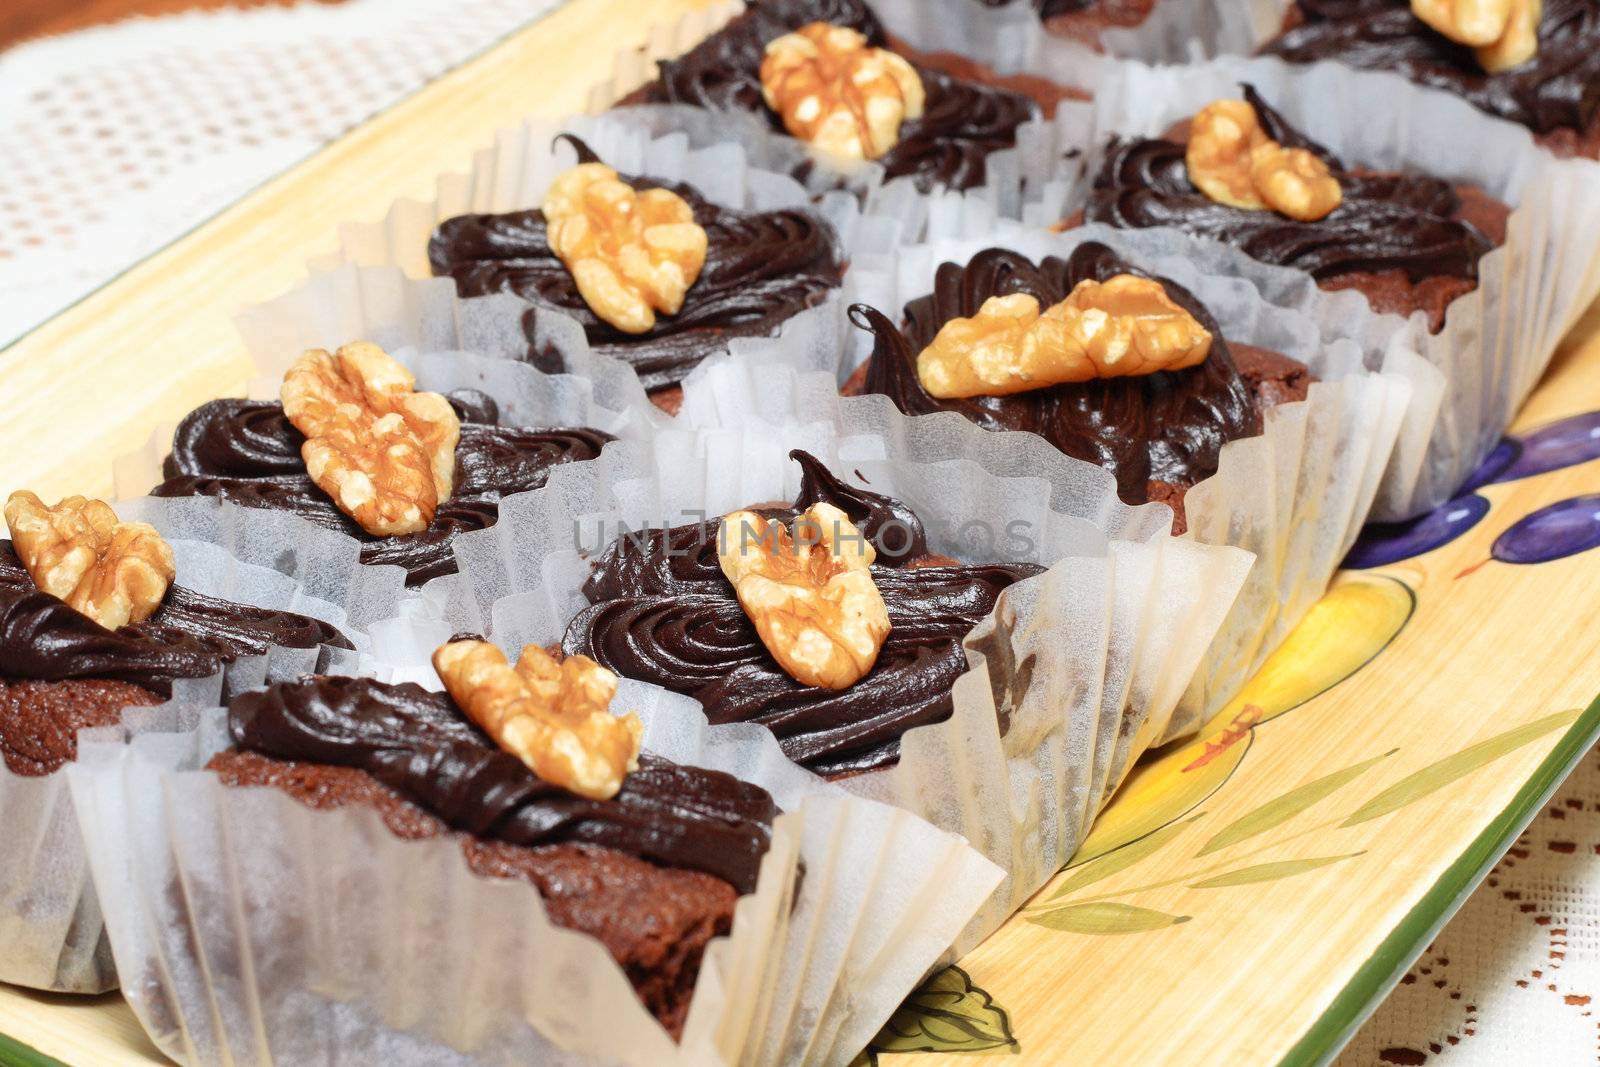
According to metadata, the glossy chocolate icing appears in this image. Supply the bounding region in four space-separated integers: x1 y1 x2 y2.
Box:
150 392 613 586
631 0 1038 191
564 450 1044 778
850 242 1262 506
0 542 348 694
428 136 843 394
1262 0 1600 138
227 675 778 893
1085 86 1497 285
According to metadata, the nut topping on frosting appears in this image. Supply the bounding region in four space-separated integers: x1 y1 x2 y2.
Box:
432 639 643 801
1412 0 1541 72
542 163 709 334
281 343 460 537
1186 99 1342 222
915 275 1214 399
4 491 175 630
718 503 890 690
759 22 925 161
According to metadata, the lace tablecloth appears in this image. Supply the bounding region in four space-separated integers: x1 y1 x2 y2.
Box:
1 3 1595 1063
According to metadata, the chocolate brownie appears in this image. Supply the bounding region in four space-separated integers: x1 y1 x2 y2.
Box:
1262 0 1600 159
563 450 1044 779
623 0 1039 191
978 0 1161 50
840 242 1313 532
150 391 612 586
212 675 779 1036
0 541 349 776
1079 86 1510 332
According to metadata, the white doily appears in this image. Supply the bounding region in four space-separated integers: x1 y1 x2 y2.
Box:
0 0 561 347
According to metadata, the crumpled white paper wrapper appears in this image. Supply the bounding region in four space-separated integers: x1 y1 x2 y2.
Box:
68 696 1004 1067
406 427 1250 949
674 221 1414 737
584 2 1085 232
1 503 358 994
862 0 1274 75
1051 55 1600 518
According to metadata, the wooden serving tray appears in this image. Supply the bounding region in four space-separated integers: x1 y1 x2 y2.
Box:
3 1 1600 1064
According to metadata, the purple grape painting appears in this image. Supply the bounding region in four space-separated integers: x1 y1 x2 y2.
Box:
1459 437 1520 492
1493 411 1600 485
1491 495 1600 565
1343 495 1490 570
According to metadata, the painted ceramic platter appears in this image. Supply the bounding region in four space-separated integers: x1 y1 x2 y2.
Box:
3 0 1600 1063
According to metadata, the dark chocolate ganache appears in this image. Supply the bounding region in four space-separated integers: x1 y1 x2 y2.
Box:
850 241 1266 508
428 136 843 394
1084 86 1497 287
1261 0 1600 140
150 391 613 586
0 541 349 694
227 675 778 893
629 0 1039 192
563 450 1044 778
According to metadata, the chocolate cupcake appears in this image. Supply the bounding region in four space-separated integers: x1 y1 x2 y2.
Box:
1075 86 1510 332
977 0 1160 50
621 0 1043 189
209 669 777 1036
0 540 348 778
1261 0 1600 159
562 450 1044 779
428 137 844 413
151 352 613 587
841 241 1313 531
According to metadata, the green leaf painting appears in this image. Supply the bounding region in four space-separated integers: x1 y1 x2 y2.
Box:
1188 853 1364 889
1052 815 1202 899
1196 751 1395 856
1028 902 1191 934
1342 709 1581 826
870 966 1018 1055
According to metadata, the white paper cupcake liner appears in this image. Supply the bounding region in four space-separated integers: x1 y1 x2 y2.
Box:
1 504 359 994
68 697 1004 1067
671 221 1413 736
404 427 1250 948
1050 55 1600 518
583 3 1086 230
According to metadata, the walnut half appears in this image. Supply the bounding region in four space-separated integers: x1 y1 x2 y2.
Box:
433 640 643 801
281 343 460 537
542 163 708 335
915 275 1214 399
1411 0 1541 72
760 22 925 161
1186 99 1342 223
4 491 175 631
718 502 890 690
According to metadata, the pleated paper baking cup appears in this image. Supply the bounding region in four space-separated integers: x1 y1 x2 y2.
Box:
583 2 1086 230
414 428 1251 947
673 221 1414 736
1 505 357 994
68 702 1004 1067
1060 55 1600 518
862 0 1275 75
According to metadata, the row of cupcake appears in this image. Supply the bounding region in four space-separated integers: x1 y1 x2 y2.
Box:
4 0 1600 1064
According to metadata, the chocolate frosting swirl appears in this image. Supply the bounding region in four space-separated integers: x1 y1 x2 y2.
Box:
851 242 1261 505
0 542 349 694
1262 0 1600 137
1085 86 1496 284
632 0 1038 191
151 394 613 586
564 450 1043 777
228 675 777 893
428 136 843 393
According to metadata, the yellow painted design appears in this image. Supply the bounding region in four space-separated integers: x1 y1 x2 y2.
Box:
1071 573 1415 865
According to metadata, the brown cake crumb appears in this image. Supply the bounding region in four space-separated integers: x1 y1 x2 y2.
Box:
206 749 736 1037
886 35 1090 118
0 678 164 777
